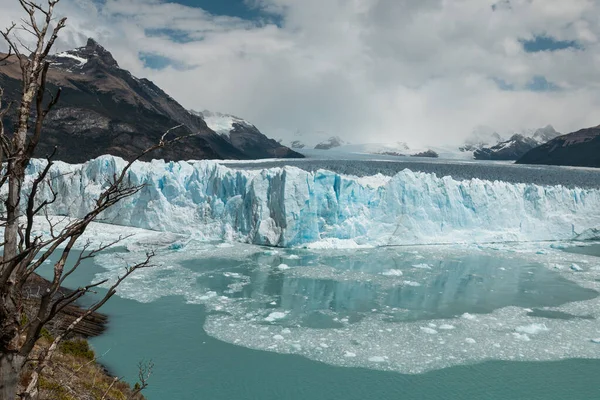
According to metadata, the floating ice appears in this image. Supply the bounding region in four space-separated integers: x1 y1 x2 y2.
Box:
413 264 432 270
571 264 584 272
461 313 478 321
439 324 456 330
512 333 531 341
381 269 403 277
265 312 288 322
515 324 549 335
88 237 600 376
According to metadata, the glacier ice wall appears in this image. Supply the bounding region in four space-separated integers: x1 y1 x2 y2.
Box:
22 155 600 247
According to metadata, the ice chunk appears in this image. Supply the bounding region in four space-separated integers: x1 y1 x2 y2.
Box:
570 264 584 272
265 312 288 322
512 332 531 341
439 324 456 330
381 269 403 276
420 327 438 335
515 324 549 335
277 263 291 270
465 338 476 344
412 264 432 269
368 356 386 363
344 351 357 358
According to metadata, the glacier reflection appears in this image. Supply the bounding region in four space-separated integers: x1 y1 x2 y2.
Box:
188 249 596 325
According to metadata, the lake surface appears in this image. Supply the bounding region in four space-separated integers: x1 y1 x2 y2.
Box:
42 238 600 399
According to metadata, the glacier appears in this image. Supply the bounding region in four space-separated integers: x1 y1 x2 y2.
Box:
21 155 600 248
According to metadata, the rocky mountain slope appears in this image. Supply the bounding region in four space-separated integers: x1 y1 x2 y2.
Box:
517 125 600 167
0 39 301 163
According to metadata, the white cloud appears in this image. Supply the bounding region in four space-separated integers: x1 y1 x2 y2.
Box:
1 0 600 146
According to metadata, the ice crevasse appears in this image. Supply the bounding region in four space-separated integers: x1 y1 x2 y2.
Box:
22 155 600 248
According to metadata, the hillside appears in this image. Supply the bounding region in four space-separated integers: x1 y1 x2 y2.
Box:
517 125 600 167
0 39 302 163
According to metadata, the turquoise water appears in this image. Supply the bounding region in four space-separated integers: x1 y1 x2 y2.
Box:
42 243 600 399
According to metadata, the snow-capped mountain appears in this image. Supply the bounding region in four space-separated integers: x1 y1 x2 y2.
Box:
0 38 301 162
192 110 252 138
473 125 561 161
459 126 504 152
191 110 302 159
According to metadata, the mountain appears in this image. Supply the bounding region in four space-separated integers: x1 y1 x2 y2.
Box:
315 136 345 150
191 110 302 159
517 125 600 167
411 150 439 158
474 134 539 160
459 127 504 153
0 38 301 163
290 140 306 149
473 126 561 161
532 125 561 143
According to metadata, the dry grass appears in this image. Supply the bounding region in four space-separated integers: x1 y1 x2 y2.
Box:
20 334 145 400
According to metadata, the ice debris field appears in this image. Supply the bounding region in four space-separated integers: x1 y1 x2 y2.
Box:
85 230 600 375
18 155 600 374
22 155 600 248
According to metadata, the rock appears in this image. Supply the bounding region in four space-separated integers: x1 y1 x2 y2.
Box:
290 140 306 149
315 136 345 150
411 150 439 158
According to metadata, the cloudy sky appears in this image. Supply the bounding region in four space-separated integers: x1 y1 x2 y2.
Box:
1 0 600 146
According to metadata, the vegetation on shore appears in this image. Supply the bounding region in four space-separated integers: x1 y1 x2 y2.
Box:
21 332 145 400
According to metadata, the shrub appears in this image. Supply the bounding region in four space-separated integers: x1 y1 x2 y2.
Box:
40 328 54 342
60 339 95 361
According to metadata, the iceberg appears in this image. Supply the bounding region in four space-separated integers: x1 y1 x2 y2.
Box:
18 155 600 248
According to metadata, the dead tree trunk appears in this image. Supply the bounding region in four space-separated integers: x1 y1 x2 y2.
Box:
0 1 191 397
0 353 25 400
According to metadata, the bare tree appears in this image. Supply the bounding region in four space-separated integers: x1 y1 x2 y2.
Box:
0 1 188 398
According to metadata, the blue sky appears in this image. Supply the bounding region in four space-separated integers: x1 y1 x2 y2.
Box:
169 0 275 21
521 35 582 53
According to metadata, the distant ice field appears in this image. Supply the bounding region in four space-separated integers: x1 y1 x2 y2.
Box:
221 154 600 189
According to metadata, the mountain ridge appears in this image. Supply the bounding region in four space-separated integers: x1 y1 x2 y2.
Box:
517 125 600 167
0 38 302 163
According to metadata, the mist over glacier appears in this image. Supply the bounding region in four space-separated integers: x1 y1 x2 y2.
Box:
22 155 600 248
